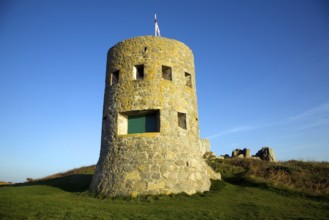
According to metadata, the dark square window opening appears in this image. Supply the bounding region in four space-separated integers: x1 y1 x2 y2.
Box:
162 65 172 81
111 70 119 85
134 65 144 80
178 112 187 129
185 72 192 88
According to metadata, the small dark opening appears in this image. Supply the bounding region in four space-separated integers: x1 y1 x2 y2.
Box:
135 65 144 79
144 47 147 52
178 112 187 129
185 72 192 88
162 65 172 81
103 116 107 120
111 70 119 85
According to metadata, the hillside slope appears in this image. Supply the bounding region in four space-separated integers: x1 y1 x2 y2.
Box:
0 160 328 219
207 158 329 197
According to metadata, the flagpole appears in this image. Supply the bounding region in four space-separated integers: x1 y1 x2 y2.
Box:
155 14 161 37
154 14 156 36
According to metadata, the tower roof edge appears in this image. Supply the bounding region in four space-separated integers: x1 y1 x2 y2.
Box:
108 36 193 53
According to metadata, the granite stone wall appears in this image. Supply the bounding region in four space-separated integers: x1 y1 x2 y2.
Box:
90 36 220 197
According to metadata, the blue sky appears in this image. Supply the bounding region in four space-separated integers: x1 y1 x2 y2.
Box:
1 0 328 182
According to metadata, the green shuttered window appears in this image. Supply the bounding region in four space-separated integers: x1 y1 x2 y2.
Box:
128 112 158 134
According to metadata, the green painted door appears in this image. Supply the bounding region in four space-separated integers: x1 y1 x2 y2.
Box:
128 114 157 134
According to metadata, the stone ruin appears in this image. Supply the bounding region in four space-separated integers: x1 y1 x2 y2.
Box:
232 148 251 158
255 147 276 162
204 146 277 162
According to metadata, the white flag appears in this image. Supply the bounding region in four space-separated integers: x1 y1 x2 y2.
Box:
155 14 161 37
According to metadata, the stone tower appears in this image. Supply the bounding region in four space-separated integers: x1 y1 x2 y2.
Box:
90 36 220 197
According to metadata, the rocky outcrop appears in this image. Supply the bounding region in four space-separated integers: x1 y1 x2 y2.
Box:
254 147 276 162
231 148 251 158
205 147 277 162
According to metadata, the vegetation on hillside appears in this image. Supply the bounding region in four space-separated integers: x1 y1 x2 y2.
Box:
11 158 329 198
14 165 96 193
207 157 329 197
26 165 96 182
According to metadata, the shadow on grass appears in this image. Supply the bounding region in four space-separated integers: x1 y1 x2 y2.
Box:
1 174 93 193
223 172 268 189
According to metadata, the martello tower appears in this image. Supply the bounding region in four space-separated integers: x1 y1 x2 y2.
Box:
90 36 220 197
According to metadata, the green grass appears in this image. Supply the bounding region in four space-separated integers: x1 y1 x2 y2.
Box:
1 161 329 219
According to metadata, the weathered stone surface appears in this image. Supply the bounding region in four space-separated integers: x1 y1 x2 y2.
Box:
125 171 141 181
255 147 276 162
200 138 210 155
206 164 221 180
137 165 147 172
203 151 216 160
244 148 251 158
89 36 220 197
175 160 185 166
232 149 242 157
148 181 165 190
135 181 147 191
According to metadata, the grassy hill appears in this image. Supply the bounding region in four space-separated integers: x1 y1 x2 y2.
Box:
0 181 13 186
207 158 329 197
0 159 328 219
